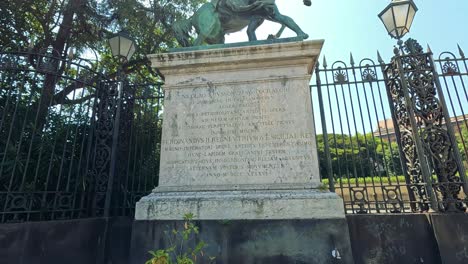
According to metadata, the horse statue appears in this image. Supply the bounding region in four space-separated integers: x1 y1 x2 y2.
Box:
173 0 312 47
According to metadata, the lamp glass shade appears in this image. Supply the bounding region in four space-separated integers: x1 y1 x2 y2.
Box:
406 5 416 34
378 0 418 39
380 8 395 34
108 31 136 61
108 36 120 57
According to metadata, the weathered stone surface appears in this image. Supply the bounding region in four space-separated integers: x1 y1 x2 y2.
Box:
346 214 441 264
169 36 305 53
130 219 354 264
136 190 344 220
431 214 468 264
0 217 133 264
148 40 324 192
138 40 344 220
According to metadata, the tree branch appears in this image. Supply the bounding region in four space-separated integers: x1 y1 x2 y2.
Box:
60 94 95 105
52 75 100 105
51 56 163 106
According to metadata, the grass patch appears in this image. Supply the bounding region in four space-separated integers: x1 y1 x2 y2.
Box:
322 175 407 186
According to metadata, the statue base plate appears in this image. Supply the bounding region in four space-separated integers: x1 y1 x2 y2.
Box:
135 189 345 220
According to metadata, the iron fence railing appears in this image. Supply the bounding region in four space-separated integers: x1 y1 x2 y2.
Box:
312 55 414 213
0 50 104 222
312 43 468 214
1 44 467 221
433 46 468 211
0 50 163 223
436 47 468 171
109 83 164 217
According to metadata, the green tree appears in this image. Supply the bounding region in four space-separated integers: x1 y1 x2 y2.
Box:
0 0 206 55
0 0 206 122
375 139 403 176
317 133 403 180
455 125 468 166
0 0 205 220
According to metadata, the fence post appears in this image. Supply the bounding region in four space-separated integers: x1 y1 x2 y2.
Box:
382 41 438 212
315 61 335 192
95 70 126 264
103 76 123 218
378 52 419 212
384 39 467 212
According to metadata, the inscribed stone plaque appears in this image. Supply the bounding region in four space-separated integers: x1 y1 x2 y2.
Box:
137 40 348 220
150 40 324 192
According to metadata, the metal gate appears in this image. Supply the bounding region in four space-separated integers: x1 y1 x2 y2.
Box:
0 49 163 223
312 39 468 214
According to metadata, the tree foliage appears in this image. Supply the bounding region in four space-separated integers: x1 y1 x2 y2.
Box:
0 0 206 55
1 0 208 152
316 123 468 182
316 133 403 179
0 0 207 106
0 0 205 220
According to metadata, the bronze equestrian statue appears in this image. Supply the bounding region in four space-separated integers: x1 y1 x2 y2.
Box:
173 0 312 47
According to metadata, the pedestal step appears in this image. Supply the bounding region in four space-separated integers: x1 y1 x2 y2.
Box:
135 189 345 220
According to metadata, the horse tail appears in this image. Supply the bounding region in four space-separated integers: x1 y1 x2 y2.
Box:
173 19 192 47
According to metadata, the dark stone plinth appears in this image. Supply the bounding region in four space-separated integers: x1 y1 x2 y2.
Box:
346 214 441 264
431 214 468 264
0 218 105 264
0 217 133 264
130 219 354 264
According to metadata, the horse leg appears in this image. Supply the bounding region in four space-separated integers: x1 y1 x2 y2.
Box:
247 17 265 41
173 18 193 47
270 6 309 39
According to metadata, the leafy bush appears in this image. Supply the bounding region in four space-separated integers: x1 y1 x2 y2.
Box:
146 214 215 264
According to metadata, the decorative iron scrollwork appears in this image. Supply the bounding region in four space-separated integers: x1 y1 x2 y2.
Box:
384 38 466 212
404 39 424 55
441 59 459 76
383 187 403 213
362 66 377 82
89 81 119 216
351 187 368 214
333 67 349 84
384 59 431 212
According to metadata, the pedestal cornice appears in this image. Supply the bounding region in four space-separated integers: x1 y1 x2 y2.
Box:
148 40 324 80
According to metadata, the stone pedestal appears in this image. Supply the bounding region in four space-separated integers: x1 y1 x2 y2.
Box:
136 40 344 220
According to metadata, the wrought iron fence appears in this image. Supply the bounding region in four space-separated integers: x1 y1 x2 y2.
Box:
312 54 412 214
436 46 468 171
433 45 468 211
107 83 164 217
1 43 467 221
312 42 468 214
0 50 163 223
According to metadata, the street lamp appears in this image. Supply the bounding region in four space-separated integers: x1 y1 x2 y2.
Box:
378 0 418 40
378 0 468 212
103 30 137 220
108 30 136 62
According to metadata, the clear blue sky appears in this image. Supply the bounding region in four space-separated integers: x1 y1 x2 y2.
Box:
226 0 468 135
226 0 468 63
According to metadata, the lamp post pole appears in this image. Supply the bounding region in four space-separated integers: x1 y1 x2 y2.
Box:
96 31 137 264
103 66 124 218
103 30 136 217
379 0 467 212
